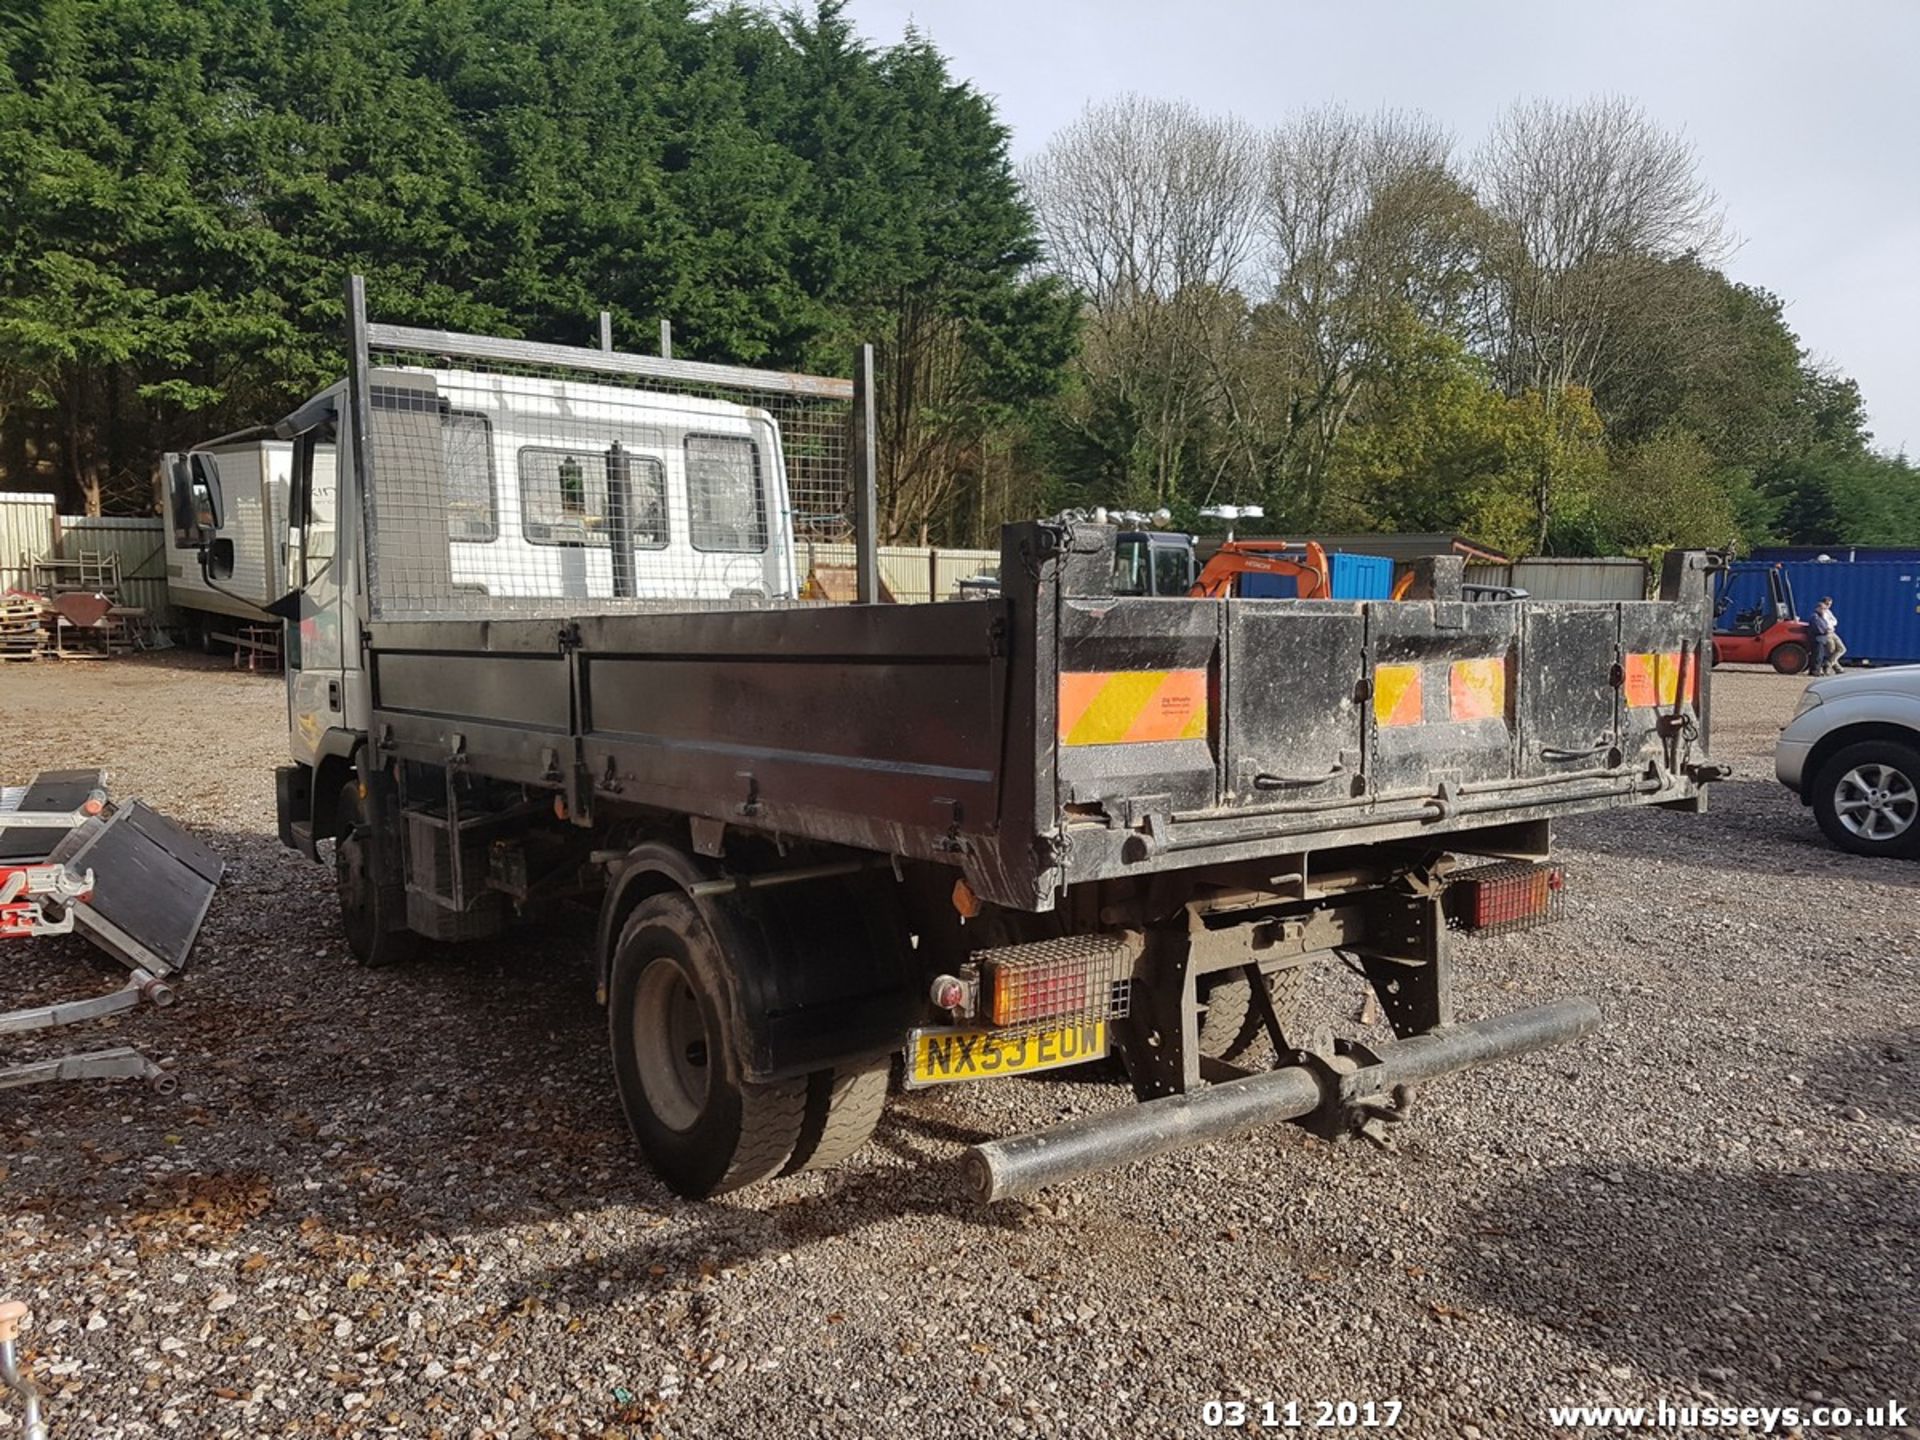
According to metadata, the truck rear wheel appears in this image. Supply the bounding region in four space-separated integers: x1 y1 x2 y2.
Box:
783 1060 888 1175
335 782 418 968
1197 966 1305 1060
1811 741 1920 858
1769 641 1809 674
609 894 806 1197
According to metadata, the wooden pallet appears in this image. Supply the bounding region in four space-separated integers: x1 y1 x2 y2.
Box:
0 596 47 660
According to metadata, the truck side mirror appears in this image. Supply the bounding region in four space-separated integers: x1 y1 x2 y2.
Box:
166 452 225 546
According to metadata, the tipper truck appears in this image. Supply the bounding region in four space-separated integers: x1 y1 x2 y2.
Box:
170 280 1728 1201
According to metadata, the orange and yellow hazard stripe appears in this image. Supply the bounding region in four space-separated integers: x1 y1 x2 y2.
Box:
1623 650 1699 708
1374 656 1510 727
1057 669 1210 746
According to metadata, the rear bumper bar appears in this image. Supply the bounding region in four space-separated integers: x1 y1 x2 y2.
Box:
962 998 1600 1203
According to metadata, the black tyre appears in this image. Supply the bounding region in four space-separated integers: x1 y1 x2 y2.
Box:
608 894 806 1197
1769 641 1810 675
1196 965 1306 1060
335 781 419 968
1811 741 1920 858
783 1059 889 1175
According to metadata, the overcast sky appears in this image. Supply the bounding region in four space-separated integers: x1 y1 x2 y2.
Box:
845 0 1920 456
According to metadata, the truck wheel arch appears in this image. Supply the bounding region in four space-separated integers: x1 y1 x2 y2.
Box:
595 843 718 1007
308 730 369 845
595 843 918 1085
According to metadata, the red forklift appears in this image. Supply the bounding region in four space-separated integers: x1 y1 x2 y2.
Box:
1713 561 1813 673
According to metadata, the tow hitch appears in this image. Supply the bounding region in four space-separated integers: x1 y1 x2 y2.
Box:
961 998 1600 1203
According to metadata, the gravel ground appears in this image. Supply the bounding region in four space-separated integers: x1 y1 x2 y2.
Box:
1 656 1915 1439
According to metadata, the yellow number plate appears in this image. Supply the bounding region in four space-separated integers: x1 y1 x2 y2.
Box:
905 1020 1107 1088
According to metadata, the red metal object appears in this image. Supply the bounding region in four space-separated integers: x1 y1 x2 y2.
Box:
0 862 93 938
1712 621 1814 673
49 592 112 630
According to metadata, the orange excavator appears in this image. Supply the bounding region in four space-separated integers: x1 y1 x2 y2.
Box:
1189 539 1414 600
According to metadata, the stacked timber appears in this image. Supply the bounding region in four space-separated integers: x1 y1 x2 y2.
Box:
0 593 48 661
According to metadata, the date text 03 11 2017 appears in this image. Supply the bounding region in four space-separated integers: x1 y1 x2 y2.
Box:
1202 1400 1404 1430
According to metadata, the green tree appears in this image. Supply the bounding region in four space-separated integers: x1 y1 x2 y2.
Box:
0 0 1070 540
1587 427 1745 559
1323 319 1520 547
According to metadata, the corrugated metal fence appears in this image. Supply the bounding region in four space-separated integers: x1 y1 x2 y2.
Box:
1466 557 1649 601
0 502 178 624
59 516 175 622
0 494 57 595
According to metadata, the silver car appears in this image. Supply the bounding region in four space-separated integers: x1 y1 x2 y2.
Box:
1776 665 1920 857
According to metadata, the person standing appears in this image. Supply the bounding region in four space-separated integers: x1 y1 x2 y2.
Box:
1811 597 1846 674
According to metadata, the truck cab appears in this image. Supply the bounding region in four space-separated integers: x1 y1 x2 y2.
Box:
186 363 800 838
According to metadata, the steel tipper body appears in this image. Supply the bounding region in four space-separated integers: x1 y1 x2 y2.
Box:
206 285 1724 1200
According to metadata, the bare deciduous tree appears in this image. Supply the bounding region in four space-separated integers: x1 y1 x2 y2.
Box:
1474 97 1726 546
1248 106 1480 519
1028 94 1262 308
1025 96 1261 505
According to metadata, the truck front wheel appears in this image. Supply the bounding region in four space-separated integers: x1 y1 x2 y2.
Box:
335 782 418 968
1769 641 1810 675
609 894 807 1197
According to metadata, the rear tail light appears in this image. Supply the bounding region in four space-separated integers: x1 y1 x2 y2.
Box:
989 966 1088 1026
978 935 1132 1032
1447 862 1564 935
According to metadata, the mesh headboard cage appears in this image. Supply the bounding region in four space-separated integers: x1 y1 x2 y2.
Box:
350 319 861 621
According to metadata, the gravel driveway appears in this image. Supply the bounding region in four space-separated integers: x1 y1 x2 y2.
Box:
2 657 1915 1438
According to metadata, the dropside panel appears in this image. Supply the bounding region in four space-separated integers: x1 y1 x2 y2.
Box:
578 602 1004 840
1052 598 1221 819
1220 602 1367 806
1364 602 1521 793
1617 602 1708 771
1515 606 1619 777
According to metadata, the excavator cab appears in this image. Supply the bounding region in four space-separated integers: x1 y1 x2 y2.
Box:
1111 530 1198 597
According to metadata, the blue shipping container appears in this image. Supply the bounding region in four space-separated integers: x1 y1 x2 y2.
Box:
1724 560 1920 665
1330 552 1396 600
1239 551 1397 600
1752 545 1920 563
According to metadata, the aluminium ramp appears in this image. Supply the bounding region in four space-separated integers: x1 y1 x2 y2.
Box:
47 802 225 976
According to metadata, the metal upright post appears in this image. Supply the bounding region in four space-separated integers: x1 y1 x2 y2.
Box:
599 311 614 353
659 320 673 360
852 343 880 605
344 274 379 611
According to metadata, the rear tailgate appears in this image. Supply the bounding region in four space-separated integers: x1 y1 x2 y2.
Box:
1029 532 1714 892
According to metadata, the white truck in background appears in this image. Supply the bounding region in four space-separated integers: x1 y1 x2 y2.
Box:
161 432 296 640
166 370 797 651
